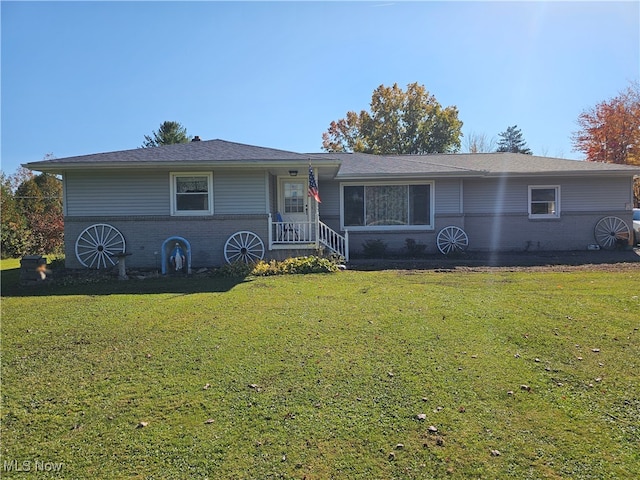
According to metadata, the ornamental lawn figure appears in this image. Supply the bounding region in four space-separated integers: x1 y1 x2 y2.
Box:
169 243 186 272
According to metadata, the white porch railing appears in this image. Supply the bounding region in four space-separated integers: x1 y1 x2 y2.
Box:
318 221 349 261
268 214 348 261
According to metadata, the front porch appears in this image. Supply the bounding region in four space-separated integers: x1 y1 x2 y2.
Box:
267 213 349 261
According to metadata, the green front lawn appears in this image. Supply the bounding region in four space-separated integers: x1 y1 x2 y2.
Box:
1 260 639 478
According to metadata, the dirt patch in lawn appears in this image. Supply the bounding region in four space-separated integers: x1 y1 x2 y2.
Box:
348 248 640 273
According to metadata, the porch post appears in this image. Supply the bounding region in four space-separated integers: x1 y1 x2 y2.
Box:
314 200 320 248
344 229 349 262
268 213 273 251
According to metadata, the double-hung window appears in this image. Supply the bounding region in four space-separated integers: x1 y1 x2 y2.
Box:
528 185 560 218
342 182 433 229
170 173 213 215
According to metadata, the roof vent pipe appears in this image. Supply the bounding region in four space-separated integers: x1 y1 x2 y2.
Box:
192 136 201 142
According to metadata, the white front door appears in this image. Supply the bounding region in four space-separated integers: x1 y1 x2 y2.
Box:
278 178 309 223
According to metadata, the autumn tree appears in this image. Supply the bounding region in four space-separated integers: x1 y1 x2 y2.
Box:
322 83 463 154
1 173 30 258
496 125 532 154
14 172 64 255
572 82 640 166
142 121 192 148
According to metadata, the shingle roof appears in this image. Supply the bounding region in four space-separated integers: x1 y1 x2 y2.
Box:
313 152 640 178
24 139 640 178
24 139 319 171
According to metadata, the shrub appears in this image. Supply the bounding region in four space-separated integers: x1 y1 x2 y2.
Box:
405 238 426 257
362 239 387 258
215 261 254 278
252 256 340 276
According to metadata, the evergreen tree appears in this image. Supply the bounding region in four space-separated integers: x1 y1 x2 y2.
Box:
496 125 532 154
142 121 192 148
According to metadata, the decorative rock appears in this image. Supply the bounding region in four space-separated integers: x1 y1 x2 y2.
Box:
520 384 531 392
416 413 427 420
388 452 396 461
136 421 148 428
428 425 438 433
204 418 214 424
395 443 404 450
592 348 601 353
490 449 501 457
203 383 211 390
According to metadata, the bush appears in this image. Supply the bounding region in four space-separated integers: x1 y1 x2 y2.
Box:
404 238 426 257
252 256 340 276
215 261 254 278
362 239 387 258
214 256 340 278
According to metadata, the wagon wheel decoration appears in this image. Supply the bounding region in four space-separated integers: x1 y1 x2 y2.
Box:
593 216 630 250
224 231 265 264
75 223 126 269
436 226 469 255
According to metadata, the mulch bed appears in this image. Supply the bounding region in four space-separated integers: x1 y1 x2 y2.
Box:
348 248 640 273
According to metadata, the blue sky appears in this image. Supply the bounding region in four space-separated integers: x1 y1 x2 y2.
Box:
2 1 638 174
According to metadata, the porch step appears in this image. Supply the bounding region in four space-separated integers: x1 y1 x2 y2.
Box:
318 221 349 261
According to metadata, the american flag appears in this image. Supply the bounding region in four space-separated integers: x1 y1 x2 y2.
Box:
308 165 321 203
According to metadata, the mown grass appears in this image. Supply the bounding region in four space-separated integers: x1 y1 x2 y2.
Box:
1 259 639 479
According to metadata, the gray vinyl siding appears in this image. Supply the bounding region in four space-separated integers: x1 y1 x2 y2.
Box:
463 176 633 215
560 177 632 211
65 170 169 216
65 169 269 216
434 178 462 214
214 170 267 214
318 180 341 216
463 178 527 214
